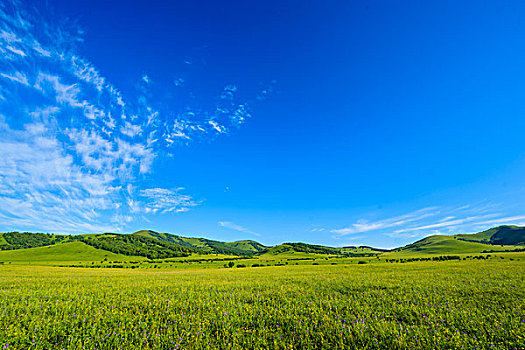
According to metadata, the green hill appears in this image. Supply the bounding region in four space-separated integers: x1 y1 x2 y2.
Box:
0 231 196 260
0 232 68 250
225 240 267 253
260 243 386 258
454 226 525 246
391 235 521 255
0 241 145 263
1 225 524 262
80 233 195 259
132 230 261 256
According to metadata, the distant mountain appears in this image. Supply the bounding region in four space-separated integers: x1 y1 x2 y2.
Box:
0 232 194 259
225 240 267 253
454 226 525 246
263 243 337 256
1 225 523 260
261 243 386 256
132 230 266 256
392 226 525 255
80 233 195 259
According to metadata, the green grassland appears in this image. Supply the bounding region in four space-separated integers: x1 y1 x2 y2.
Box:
0 241 146 263
340 246 387 254
0 256 523 349
0 226 523 270
0 226 524 349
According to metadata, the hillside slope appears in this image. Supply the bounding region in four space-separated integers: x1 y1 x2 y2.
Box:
225 240 267 253
1 225 523 261
0 232 68 250
454 226 525 246
0 241 145 262
80 233 195 259
391 235 521 255
133 230 262 256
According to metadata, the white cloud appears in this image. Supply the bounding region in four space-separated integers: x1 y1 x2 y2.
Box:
140 188 198 214
391 214 497 235
208 120 225 133
330 207 440 236
218 221 260 236
0 71 29 85
120 121 142 138
330 204 525 240
0 1 256 233
0 122 118 233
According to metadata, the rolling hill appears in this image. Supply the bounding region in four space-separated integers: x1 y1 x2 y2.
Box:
80 233 195 259
0 231 68 250
0 225 523 262
0 241 146 262
132 230 264 256
454 225 525 246
225 240 267 253
391 226 525 255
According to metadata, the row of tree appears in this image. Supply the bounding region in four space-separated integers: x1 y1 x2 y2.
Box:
80 234 195 259
0 232 60 250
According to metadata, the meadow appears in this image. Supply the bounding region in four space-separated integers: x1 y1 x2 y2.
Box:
0 254 523 349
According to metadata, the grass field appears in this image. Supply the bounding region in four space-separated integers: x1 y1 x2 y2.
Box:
0 255 523 349
0 241 147 264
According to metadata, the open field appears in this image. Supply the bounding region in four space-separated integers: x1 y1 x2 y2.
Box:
0 242 147 264
0 255 524 349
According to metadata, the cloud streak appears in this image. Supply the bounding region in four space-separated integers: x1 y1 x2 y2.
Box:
329 204 525 240
0 0 255 233
330 207 439 236
218 221 260 237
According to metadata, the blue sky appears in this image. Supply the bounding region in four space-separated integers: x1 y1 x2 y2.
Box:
1 0 524 248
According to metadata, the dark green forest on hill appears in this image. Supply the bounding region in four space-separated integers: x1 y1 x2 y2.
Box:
0 225 524 259
132 230 264 256
0 232 60 250
80 234 195 259
281 242 343 255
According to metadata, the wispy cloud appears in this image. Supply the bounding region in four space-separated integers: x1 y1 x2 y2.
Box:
329 203 525 241
390 214 498 235
140 188 198 214
330 207 440 236
0 71 29 85
0 1 257 233
218 221 260 237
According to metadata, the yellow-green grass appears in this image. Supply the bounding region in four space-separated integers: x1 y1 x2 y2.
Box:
0 241 146 264
258 250 336 260
340 246 383 254
0 256 523 349
164 253 239 261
